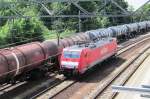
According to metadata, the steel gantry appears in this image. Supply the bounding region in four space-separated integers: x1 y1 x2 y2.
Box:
0 0 150 19
0 0 140 18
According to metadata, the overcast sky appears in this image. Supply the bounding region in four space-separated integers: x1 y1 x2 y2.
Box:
125 0 149 10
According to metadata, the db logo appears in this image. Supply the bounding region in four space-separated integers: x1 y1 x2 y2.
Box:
101 47 108 54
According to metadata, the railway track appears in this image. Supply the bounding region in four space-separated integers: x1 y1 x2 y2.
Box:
86 44 150 99
0 73 63 99
0 33 150 99
118 33 150 50
35 34 150 99
111 49 150 99
0 81 27 95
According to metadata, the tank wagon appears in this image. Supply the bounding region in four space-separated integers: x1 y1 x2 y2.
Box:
85 21 150 42
0 21 149 84
0 42 48 83
109 25 128 40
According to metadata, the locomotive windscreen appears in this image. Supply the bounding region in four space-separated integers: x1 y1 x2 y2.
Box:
63 51 81 58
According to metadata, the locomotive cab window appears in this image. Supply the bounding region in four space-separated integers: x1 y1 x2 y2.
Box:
109 39 113 42
63 51 81 58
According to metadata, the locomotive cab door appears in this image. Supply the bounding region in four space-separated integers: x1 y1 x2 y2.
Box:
83 50 91 71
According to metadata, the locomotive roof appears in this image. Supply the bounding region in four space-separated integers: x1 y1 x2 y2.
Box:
63 37 114 51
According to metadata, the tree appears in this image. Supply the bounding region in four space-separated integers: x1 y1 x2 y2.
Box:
52 19 65 45
0 2 47 46
4 18 46 45
40 0 130 31
132 4 150 21
103 0 130 25
0 0 132 47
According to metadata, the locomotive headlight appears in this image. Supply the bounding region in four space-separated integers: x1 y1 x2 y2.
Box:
61 61 79 69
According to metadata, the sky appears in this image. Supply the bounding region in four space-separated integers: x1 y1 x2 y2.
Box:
125 0 149 10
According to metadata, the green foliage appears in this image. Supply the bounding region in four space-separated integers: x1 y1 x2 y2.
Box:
0 13 44 46
0 2 48 46
44 29 75 40
1 0 147 47
0 8 12 26
40 0 130 32
104 0 130 25
39 1 110 32
132 4 150 21
0 24 9 45
4 18 47 45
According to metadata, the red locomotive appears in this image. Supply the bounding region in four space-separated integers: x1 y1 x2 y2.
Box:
60 38 117 76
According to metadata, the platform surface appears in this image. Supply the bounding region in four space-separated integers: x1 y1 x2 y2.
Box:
115 49 150 99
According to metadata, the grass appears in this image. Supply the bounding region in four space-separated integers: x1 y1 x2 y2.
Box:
44 29 76 40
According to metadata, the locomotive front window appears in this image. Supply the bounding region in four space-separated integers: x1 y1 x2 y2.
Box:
64 51 80 58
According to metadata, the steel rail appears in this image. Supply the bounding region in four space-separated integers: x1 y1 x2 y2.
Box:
34 35 150 99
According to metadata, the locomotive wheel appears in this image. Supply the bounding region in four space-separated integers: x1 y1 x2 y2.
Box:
9 79 16 85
